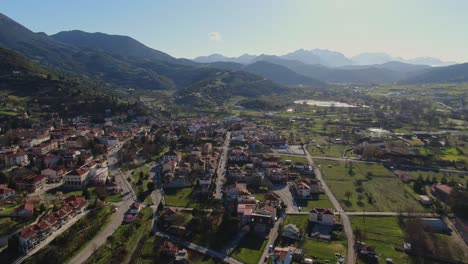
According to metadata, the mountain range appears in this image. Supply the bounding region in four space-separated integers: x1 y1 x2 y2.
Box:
1 11 468 102
194 49 456 67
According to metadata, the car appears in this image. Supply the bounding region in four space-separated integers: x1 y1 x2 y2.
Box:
264 256 269 262
268 244 273 253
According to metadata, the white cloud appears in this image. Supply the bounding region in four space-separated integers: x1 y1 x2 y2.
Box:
209 32 222 42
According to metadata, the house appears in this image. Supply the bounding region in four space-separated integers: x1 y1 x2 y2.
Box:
63 195 87 214
15 203 34 217
160 241 178 256
199 179 212 194
162 207 178 222
163 160 178 172
63 169 89 189
17 226 38 253
162 150 182 162
41 167 66 182
105 181 122 194
16 175 47 193
309 208 334 226
264 192 282 207
237 203 256 226
0 187 15 200
419 195 432 206
296 182 311 198
224 183 251 199
283 224 301 240
431 184 453 202
32 140 58 155
42 214 60 231
4 151 29 167
271 246 297 264
251 206 276 234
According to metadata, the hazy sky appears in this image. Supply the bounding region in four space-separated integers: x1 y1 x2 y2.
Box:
2 0 467 61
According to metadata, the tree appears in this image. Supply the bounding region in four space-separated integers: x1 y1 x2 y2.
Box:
345 191 353 201
146 181 155 191
82 189 91 200
441 176 448 184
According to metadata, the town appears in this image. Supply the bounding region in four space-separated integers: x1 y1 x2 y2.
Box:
0 101 466 264
0 3 468 264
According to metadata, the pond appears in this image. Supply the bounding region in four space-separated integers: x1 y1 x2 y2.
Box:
294 99 358 108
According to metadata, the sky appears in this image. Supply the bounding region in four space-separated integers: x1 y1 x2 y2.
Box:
1 0 468 61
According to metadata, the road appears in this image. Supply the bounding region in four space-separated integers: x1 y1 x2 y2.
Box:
13 210 89 264
344 212 440 217
69 141 137 264
273 184 299 213
257 214 284 264
304 145 356 264
154 231 243 264
214 131 231 199
310 156 468 174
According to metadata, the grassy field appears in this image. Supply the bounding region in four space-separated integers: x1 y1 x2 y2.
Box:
283 215 346 263
85 207 153 264
318 160 427 212
25 205 113 264
279 155 308 164
350 216 410 264
230 233 267 264
308 144 349 158
163 187 204 208
295 195 334 211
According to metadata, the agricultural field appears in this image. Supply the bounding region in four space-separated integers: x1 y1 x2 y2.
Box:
282 215 346 263
230 233 267 264
350 216 410 264
163 187 205 208
317 160 428 212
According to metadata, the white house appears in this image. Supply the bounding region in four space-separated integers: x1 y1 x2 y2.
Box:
309 208 334 226
63 169 89 188
162 150 182 162
296 182 311 198
283 224 301 240
4 151 29 167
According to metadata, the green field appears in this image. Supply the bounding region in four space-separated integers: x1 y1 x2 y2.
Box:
279 155 308 164
230 233 267 264
85 207 153 264
25 205 113 264
295 195 334 211
163 187 204 208
350 216 410 264
318 160 427 212
283 215 346 262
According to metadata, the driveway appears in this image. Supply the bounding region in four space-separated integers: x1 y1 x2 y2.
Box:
273 184 299 213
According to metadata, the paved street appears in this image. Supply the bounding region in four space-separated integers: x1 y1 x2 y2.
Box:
69 141 137 264
304 145 356 264
257 214 284 264
214 131 231 199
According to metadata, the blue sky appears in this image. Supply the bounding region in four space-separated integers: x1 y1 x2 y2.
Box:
2 0 467 61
